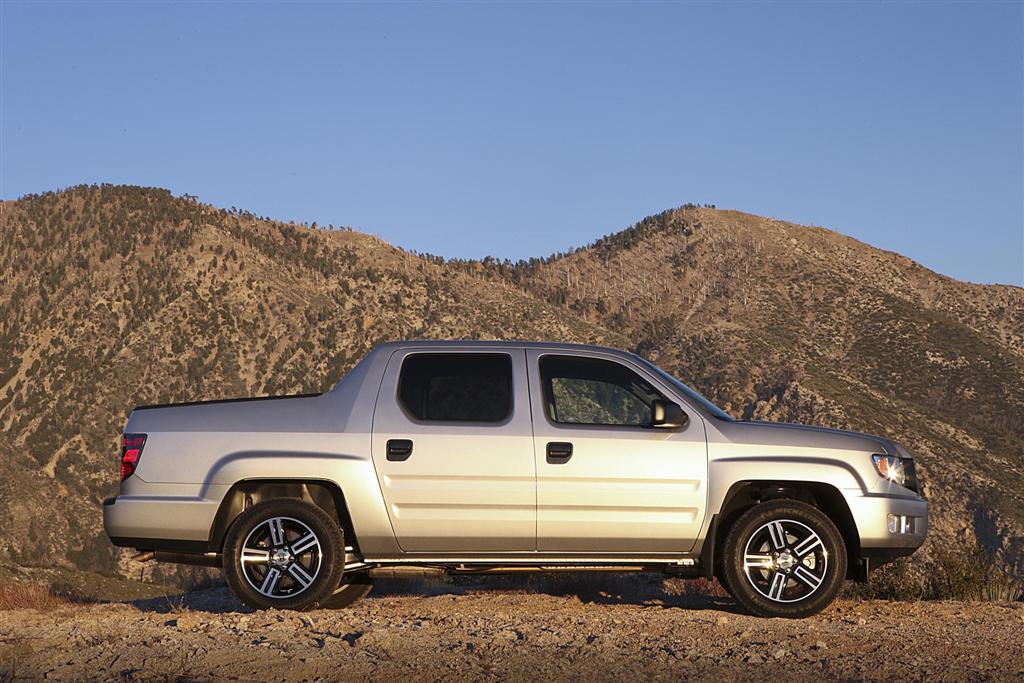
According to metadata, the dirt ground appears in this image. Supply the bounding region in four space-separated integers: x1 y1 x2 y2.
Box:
1 578 1022 682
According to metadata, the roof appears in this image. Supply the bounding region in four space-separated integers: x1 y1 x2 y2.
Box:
370 339 629 354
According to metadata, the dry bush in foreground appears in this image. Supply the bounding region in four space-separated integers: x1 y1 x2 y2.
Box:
0 583 67 611
0 582 97 611
847 544 1024 602
929 546 1024 602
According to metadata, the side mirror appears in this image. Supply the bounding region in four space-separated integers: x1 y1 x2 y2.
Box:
651 399 689 429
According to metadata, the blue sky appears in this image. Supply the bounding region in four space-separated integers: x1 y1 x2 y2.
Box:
3 2 1022 285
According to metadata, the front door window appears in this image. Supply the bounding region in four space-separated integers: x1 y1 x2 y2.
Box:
540 355 662 427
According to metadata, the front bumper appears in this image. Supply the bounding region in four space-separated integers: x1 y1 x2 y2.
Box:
849 492 928 550
841 491 927 579
846 490 928 557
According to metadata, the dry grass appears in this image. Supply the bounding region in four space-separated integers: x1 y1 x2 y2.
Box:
0 583 67 611
846 545 1024 602
0 582 97 611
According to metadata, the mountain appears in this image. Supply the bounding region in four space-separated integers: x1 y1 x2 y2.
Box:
2 185 1022 585
462 208 1024 553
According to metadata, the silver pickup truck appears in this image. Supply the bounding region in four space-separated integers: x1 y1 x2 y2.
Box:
104 341 927 617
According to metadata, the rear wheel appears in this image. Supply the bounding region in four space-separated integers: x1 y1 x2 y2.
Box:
721 500 846 618
223 499 345 611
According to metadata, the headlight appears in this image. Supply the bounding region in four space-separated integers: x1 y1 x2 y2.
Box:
872 453 917 491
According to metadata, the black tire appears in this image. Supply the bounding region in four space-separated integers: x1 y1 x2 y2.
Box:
322 574 373 609
721 500 846 618
223 498 345 611
714 557 735 598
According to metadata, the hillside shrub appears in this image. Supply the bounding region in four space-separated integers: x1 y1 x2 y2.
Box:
0 582 97 611
847 543 1024 602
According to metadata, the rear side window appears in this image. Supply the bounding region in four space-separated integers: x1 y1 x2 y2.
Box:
398 353 513 422
540 355 663 427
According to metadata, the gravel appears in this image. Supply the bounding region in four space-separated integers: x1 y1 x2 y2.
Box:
1 585 1022 681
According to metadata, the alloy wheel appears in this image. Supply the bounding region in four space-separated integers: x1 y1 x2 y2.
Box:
239 516 323 599
742 518 828 603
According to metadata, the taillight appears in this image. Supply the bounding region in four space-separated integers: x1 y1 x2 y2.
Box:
121 433 147 481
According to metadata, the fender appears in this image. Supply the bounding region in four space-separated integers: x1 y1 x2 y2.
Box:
203 449 401 557
707 455 868 516
689 454 867 562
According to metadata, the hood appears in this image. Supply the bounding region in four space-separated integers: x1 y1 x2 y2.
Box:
719 419 895 455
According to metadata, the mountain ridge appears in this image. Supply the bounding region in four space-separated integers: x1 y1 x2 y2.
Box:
2 184 1021 585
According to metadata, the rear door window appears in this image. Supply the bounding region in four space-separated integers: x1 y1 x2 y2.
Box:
398 353 513 422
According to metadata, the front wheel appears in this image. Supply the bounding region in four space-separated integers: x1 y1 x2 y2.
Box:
223 499 345 611
721 500 846 618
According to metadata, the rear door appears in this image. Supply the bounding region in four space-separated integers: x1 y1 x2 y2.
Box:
527 349 708 554
371 347 536 553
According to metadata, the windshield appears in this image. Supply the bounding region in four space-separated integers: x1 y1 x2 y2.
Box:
633 356 735 422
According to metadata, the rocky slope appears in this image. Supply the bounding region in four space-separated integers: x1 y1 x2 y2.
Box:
462 206 1024 569
1 185 1022 583
0 185 620 584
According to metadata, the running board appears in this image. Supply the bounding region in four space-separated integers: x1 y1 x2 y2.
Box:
358 564 702 578
450 565 652 574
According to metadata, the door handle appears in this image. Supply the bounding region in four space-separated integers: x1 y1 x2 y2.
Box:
386 439 414 461
546 441 573 464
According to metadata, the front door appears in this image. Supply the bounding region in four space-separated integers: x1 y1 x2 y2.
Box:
527 350 708 554
371 348 536 553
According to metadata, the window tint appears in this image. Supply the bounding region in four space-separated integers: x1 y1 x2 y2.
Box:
540 355 663 427
399 353 512 422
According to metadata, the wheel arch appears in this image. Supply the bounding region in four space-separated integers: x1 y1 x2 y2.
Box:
208 478 357 554
712 480 862 580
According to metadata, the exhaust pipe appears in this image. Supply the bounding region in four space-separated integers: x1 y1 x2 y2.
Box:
154 551 221 567
132 550 220 567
